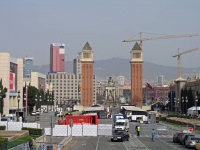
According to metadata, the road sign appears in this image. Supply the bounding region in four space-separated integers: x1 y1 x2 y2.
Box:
188 127 193 132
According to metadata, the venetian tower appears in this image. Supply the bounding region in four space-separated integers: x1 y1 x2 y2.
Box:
130 42 143 106
80 42 94 106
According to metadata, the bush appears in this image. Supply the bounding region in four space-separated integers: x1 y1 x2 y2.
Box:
0 126 6 130
22 127 43 136
0 138 8 150
160 117 166 121
167 114 178 117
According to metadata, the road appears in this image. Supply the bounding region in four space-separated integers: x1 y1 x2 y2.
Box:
67 119 194 150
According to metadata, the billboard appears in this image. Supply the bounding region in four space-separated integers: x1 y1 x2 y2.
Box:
10 72 15 91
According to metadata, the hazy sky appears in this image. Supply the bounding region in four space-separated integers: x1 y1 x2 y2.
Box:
0 1 200 69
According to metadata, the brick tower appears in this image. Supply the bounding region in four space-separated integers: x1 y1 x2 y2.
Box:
80 42 94 106
130 42 143 106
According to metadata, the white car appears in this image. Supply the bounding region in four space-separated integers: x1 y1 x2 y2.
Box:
31 112 36 116
36 110 40 115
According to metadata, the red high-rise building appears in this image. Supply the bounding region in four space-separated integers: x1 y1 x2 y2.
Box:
50 43 65 72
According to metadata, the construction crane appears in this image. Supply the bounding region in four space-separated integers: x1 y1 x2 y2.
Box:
123 32 199 47
173 47 199 78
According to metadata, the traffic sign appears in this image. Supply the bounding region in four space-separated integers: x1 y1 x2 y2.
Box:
188 127 193 132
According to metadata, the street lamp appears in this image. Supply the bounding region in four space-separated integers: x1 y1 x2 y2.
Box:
17 91 20 122
174 98 176 112
35 95 37 121
39 95 42 113
185 96 188 116
47 96 49 112
195 95 198 119
182 96 184 114
0 89 2 116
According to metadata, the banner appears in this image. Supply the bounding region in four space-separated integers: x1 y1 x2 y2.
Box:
10 72 15 91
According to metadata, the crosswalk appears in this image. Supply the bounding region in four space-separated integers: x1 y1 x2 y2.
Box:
130 134 172 138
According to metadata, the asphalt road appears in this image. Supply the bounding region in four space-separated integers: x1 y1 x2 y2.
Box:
68 119 193 150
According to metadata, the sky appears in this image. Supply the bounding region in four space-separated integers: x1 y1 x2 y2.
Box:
0 0 200 69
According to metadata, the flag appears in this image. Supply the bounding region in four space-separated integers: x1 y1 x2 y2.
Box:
146 82 154 90
78 84 82 92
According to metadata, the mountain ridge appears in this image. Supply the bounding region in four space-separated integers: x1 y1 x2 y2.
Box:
33 58 200 82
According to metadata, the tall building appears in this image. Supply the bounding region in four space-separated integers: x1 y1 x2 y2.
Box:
158 75 164 87
73 53 81 75
118 76 125 85
50 43 65 72
23 56 33 78
80 42 94 106
46 72 96 104
0 52 23 114
130 42 143 106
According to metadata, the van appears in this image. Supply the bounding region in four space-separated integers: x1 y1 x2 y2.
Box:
114 119 129 132
5 114 17 122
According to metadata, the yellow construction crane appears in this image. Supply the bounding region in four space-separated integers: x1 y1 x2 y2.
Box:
172 47 199 78
123 32 199 47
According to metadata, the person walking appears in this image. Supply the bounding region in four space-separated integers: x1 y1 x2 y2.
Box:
137 125 140 136
151 129 156 142
30 137 37 150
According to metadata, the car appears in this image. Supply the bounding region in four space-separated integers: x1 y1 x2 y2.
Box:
185 136 200 148
31 112 36 116
36 110 40 115
180 134 195 146
111 131 129 142
173 132 183 143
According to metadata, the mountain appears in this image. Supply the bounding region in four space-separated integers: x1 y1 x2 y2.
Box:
33 58 200 82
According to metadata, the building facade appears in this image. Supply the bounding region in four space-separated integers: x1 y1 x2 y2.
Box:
50 43 65 72
46 72 97 105
80 42 94 106
0 52 23 115
117 76 125 85
73 57 81 75
130 42 143 106
23 57 33 78
158 75 164 87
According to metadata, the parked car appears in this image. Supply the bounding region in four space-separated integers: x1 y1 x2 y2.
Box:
173 132 183 143
180 134 195 146
31 111 36 116
185 136 200 148
36 110 40 115
111 130 129 142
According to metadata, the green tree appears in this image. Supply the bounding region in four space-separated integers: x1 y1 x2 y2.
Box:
23 85 39 114
0 78 8 116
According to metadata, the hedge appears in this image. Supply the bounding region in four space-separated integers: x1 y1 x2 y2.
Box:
0 126 6 130
21 127 43 136
0 138 8 150
159 117 166 121
167 114 178 117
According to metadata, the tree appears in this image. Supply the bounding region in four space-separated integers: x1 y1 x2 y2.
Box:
0 78 7 116
23 85 39 114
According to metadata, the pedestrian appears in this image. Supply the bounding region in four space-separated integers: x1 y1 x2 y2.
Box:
151 129 156 142
137 125 140 136
30 137 37 150
124 125 127 131
135 125 138 135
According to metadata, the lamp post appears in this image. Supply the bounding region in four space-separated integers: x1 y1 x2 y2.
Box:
35 95 37 121
177 99 180 113
185 96 188 116
0 89 2 116
47 96 49 112
195 95 198 119
17 91 20 122
39 95 42 113
182 96 184 114
174 98 176 112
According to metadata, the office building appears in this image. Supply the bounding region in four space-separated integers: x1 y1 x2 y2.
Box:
46 72 97 105
0 52 23 114
23 56 33 78
118 76 125 85
50 43 65 72
158 75 164 87
73 54 81 75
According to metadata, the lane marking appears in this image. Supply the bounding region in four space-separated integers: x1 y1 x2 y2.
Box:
134 136 149 150
123 141 129 150
95 136 100 150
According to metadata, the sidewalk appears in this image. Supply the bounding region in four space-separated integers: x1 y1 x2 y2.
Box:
159 121 200 136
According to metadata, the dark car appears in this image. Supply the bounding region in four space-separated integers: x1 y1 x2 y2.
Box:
173 133 185 143
111 131 129 142
180 134 195 146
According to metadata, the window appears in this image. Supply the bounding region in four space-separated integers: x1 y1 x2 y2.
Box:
83 53 90 58
133 53 141 58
